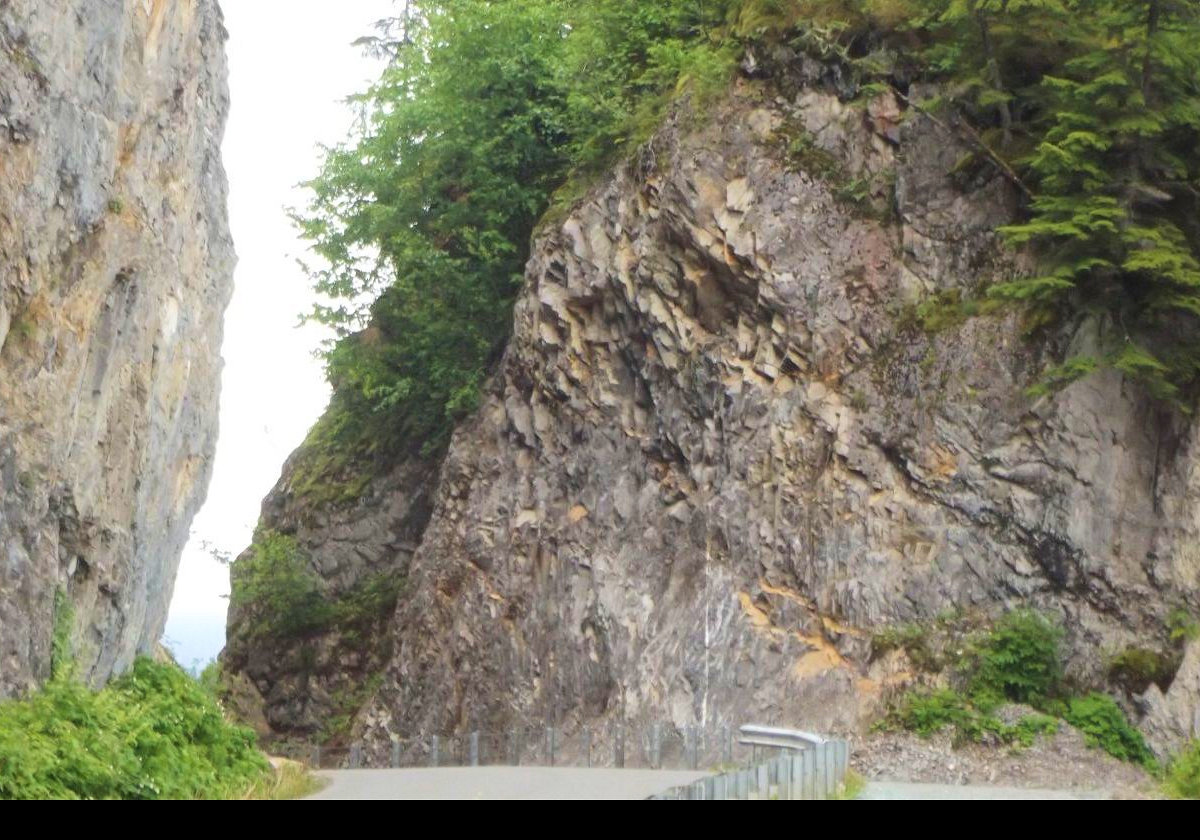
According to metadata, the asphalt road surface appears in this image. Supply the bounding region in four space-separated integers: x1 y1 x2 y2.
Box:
306 766 710 800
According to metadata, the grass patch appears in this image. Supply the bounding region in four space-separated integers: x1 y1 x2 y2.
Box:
241 761 324 800
832 769 867 800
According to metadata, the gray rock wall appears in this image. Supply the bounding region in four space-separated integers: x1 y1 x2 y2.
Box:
231 71 1200 756
0 0 233 694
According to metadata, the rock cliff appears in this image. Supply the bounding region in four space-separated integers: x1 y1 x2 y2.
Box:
0 0 233 694
228 59 1199 756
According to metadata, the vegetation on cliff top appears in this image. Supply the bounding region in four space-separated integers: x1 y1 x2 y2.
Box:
294 1 1200 490
295 0 740 481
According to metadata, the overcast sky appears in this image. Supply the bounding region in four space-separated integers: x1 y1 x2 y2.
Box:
163 1 396 670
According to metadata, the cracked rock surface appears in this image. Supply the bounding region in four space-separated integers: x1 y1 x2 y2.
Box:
0 0 233 694
230 73 1200 758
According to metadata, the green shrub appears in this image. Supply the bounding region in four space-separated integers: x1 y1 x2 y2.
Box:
49 588 74 679
881 688 1059 748
870 622 943 671
229 531 330 638
229 530 404 642
0 658 269 800
1062 693 1155 768
1165 740 1200 800
880 608 1161 767
966 609 1063 707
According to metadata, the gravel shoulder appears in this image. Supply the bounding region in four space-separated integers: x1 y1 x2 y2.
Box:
853 720 1161 799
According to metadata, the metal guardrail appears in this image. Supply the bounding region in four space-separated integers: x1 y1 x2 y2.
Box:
291 722 853 799
653 734 851 800
292 723 790 771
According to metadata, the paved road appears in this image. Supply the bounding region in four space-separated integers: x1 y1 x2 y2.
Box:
860 782 1108 800
306 767 710 800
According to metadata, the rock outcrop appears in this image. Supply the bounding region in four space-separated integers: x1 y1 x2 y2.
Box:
229 62 1200 756
0 0 233 695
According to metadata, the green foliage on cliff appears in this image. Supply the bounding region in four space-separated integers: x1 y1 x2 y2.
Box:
0 658 269 800
1166 740 1200 799
296 0 741 467
229 530 403 641
965 608 1063 707
298 0 1200 476
768 1 1200 404
880 609 1156 766
1060 693 1156 766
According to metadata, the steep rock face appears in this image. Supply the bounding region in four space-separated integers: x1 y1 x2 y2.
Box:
232 70 1200 755
221 454 436 743
0 0 233 694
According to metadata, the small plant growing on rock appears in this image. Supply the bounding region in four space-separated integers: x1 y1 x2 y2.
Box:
1165 740 1200 799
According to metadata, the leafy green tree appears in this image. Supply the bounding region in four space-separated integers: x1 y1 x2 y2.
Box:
295 1 740 472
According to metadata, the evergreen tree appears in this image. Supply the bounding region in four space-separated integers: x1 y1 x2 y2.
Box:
990 0 1200 402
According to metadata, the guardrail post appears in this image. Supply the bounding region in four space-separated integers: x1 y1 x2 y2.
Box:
545 726 555 766
430 735 440 767
801 748 814 799
650 723 662 769
821 742 833 797
686 725 698 770
349 742 362 769
778 754 790 800
615 724 625 768
509 727 522 766
310 744 321 768
582 727 592 767
724 725 734 765
390 740 401 768
469 731 480 766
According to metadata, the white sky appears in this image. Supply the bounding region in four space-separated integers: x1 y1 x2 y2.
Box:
163 0 395 669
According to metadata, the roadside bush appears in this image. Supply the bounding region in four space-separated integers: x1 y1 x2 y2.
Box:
882 689 1059 748
966 609 1062 707
0 658 269 800
1061 693 1155 769
880 608 1155 766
